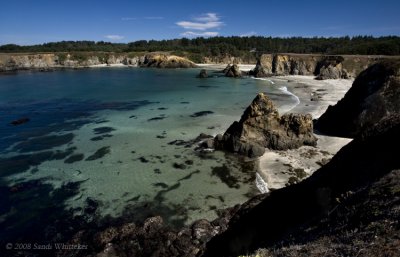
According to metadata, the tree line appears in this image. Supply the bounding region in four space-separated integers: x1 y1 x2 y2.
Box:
1 36 399 59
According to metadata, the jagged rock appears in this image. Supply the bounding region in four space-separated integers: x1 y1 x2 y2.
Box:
224 64 242 77
250 54 274 77
201 139 214 149
198 69 208 78
214 93 317 157
191 219 217 242
140 54 197 68
222 64 232 73
315 56 349 80
316 60 400 137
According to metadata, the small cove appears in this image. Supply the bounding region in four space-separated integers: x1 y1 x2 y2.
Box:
0 67 298 242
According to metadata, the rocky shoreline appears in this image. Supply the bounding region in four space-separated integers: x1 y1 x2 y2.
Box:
2 55 399 257
0 53 196 72
1 52 395 77
55 59 399 257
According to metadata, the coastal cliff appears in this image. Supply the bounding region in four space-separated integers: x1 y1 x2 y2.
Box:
204 114 400 257
315 59 400 137
0 52 196 72
250 53 388 79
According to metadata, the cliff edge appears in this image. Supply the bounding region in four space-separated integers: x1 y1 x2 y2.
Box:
250 53 387 79
0 53 196 72
315 59 400 137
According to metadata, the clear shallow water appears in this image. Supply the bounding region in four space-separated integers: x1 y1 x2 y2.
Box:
0 68 296 241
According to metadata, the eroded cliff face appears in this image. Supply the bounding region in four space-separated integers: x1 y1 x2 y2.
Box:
251 53 384 79
0 53 195 72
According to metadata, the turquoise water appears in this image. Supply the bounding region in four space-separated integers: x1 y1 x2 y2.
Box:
0 68 296 242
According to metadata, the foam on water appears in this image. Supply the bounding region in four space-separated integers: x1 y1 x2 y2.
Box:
253 77 275 84
255 172 269 194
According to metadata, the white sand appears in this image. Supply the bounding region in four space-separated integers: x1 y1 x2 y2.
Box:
196 63 256 72
89 63 130 68
257 75 353 190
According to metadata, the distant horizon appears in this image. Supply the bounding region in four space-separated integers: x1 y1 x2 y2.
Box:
2 35 399 47
1 0 399 45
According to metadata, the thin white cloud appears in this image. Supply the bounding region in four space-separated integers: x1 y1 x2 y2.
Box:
121 17 137 21
193 13 219 22
104 35 125 41
145 16 164 20
176 13 224 31
181 31 219 37
240 31 257 37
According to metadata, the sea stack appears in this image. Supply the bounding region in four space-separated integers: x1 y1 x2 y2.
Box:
214 93 317 157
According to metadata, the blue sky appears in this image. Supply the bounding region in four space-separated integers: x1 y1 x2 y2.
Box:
1 0 399 45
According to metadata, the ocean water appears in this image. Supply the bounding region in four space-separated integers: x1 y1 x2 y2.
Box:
0 67 297 243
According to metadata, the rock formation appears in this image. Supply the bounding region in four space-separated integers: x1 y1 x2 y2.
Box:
315 56 350 79
203 114 400 257
198 69 208 78
250 53 380 79
214 93 317 157
315 60 400 137
250 54 274 77
224 64 242 77
140 54 197 68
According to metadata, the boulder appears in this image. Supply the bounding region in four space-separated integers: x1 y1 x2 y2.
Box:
198 69 208 78
222 64 231 73
315 60 400 137
224 64 242 77
214 93 317 157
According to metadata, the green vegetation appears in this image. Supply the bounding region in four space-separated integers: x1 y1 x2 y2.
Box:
1 36 399 58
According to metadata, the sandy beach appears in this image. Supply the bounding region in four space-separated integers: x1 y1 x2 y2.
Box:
196 63 256 71
257 76 354 190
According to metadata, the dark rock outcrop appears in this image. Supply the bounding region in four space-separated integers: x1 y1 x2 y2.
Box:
315 60 400 137
214 93 317 157
315 56 350 79
203 114 400 257
57 209 239 257
198 69 208 78
224 64 242 77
